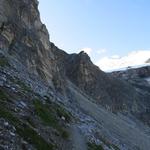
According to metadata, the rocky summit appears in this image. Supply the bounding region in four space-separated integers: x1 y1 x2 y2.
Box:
0 0 150 150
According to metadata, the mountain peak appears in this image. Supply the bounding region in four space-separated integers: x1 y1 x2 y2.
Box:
146 58 150 63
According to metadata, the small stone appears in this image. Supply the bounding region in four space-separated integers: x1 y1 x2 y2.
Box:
61 116 66 121
11 87 16 91
4 122 9 126
13 126 16 131
20 101 27 108
6 84 10 88
10 132 15 136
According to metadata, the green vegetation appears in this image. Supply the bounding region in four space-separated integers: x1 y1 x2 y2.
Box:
0 57 9 67
17 123 54 150
33 99 70 139
56 105 71 123
0 89 9 101
33 100 58 126
99 136 120 150
88 142 104 150
111 144 120 150
15 80 31 91
0 107 54 150
25 117 36 128
10 77 31 92
44 96 71 123
59 128 69 139
0 89 12 104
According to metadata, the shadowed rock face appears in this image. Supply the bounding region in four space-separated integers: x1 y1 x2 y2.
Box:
110 66 150 125
111 66 150 79
59 51 147 114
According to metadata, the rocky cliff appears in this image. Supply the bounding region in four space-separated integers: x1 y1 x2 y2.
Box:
0 0 150 150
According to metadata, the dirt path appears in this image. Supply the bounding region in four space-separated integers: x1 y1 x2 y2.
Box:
70 124 87 150
68 81 150 150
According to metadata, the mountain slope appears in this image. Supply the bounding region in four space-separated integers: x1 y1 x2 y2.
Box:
67 80 150 150
0 0 150 150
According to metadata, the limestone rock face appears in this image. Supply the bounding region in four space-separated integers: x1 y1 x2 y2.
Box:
0 0 65 90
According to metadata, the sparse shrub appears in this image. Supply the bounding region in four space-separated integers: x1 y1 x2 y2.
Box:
87 142 104 150
25 117 36 128
0 89 12 103
56 106 71 123
0 106 54 150
33 99 70 139
0 89 9 101
0 57 9 67
11 77 31 92
60 128 69 139
33 100 57 126
111 144 120 150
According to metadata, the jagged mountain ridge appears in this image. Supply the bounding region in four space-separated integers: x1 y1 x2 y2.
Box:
0 0 150 150
0 0 148 114
54 48 149 114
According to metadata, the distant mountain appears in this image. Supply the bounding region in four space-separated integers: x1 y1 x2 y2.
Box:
97 50 150 71
146 58 150 63
110 65 150 125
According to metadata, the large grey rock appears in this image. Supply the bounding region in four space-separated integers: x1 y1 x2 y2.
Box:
0 0 66 91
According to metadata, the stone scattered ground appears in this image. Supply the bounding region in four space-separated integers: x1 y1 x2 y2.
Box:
70 124 87 150
0 118 35 150
0 67 73 150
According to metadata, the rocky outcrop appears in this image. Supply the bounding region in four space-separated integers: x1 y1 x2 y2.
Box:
146 58 150 63
110 66 150 125
62 51 147 115
0 0 65 92
111 66 150 79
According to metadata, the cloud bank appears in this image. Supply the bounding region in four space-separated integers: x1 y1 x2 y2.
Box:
96 49 107 54
96 50 150 71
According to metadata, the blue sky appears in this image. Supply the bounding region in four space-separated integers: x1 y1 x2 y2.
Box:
38 0 150 70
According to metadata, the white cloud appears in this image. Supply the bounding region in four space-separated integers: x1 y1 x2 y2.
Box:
110 55 120 59
81 47 93 55
96 50 150 71
96 49 107 54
